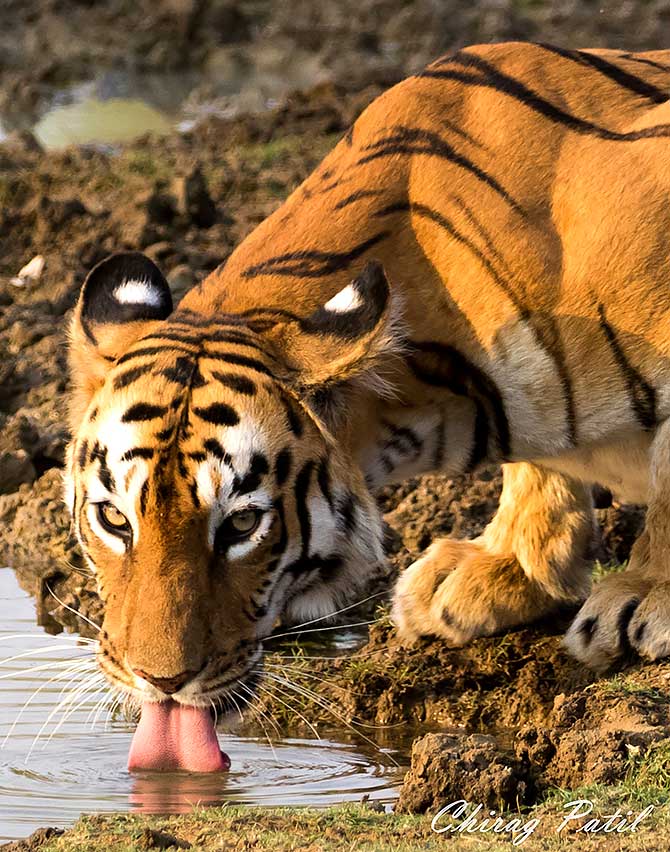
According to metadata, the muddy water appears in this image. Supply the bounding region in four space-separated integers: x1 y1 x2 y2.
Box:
3 46 328 149
0 569 404 841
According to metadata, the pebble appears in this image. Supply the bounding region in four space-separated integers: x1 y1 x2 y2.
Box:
10 254 45 288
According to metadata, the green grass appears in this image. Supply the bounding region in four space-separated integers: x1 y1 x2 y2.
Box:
599 673 666 701
592 560 628 581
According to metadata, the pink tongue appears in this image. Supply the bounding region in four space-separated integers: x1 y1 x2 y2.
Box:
128 700 230 773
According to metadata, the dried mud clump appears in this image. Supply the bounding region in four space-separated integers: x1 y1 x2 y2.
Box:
396 732 533 814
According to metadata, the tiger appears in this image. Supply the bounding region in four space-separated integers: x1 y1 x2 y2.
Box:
65 40 670 771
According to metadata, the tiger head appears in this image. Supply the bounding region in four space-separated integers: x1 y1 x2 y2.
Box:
65 252 397 714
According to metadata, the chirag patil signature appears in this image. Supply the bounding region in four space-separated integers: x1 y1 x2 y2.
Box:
430 800 655 846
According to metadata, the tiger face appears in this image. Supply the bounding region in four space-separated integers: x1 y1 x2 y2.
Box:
65 253 396 715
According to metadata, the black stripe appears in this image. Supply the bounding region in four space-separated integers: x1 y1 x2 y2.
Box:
275 448 292 487
382 418 423 458
160 357 205 388
121 403 168 422
359 125 522 214
532 315 578 445
205 331 271 352
334 188 385 209
116 344 195 365
344 125 354 146
210 371 256 396
619 52 670 73
408 340 509 460
537 44 669 104
155 426 175 442
286 553 343 578
121 447 155 462
240 231 390 279
233 453 269 495
379 453 395 475
433 412 446 470
77 439 89 470
441 117 486 150
271 497 288 557
201 351 275 377
450 196 512 275
467 401 490 472
279 392 304 438
598 305 656 429
139 330 199 345
113 364 152 390
89 407 98 422
203 438 233 465
139 478 150 515
189 480 201 509
295 461 315 561
192 402 240 426
338 493 357 533
90 442 115 493
177 451 188 478
422 52 670 142
316 459 333 509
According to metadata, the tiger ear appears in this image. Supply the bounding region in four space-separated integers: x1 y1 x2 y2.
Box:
269 261 402 404
68 252 173 426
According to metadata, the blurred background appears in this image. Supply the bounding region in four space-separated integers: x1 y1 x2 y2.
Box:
2 0 669 148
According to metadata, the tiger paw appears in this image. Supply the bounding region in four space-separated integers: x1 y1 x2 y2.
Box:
391 538 546 646
627 581 670 662
563 571 653 672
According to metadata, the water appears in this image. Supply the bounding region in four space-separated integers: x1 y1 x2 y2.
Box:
0 569 404 841
4 46 329 150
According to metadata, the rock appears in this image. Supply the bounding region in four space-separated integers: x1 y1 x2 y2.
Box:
10 254 45 289
0 449 36 494
167 264 196 301
139 828 191 850
0 826 64 851
172 165 217 228
145 241 175 261
143 188 176 226
396 732 532 814
1 130 44 155
32 196 88 230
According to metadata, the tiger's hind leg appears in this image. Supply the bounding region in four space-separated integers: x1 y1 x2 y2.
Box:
391 461 595 644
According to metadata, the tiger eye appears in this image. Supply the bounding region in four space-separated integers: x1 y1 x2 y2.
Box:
96 502 131 536
230 510 260 534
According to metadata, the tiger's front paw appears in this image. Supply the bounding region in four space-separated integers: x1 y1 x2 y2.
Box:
391 539 483 645
563 571 653 672
391 538 543 646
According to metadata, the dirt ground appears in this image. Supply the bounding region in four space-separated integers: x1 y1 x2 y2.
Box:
2 1 670 846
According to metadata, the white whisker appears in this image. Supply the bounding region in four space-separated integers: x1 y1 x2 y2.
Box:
268 619 374 642
45 584 101 633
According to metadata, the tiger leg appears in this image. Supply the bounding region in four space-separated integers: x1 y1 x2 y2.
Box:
565 420 670 670
391 461 595 644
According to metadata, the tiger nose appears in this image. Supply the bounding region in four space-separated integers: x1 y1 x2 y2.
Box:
132 668 197 694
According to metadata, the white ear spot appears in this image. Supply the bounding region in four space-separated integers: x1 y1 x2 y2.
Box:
112 277 163 307
323 283 363 314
